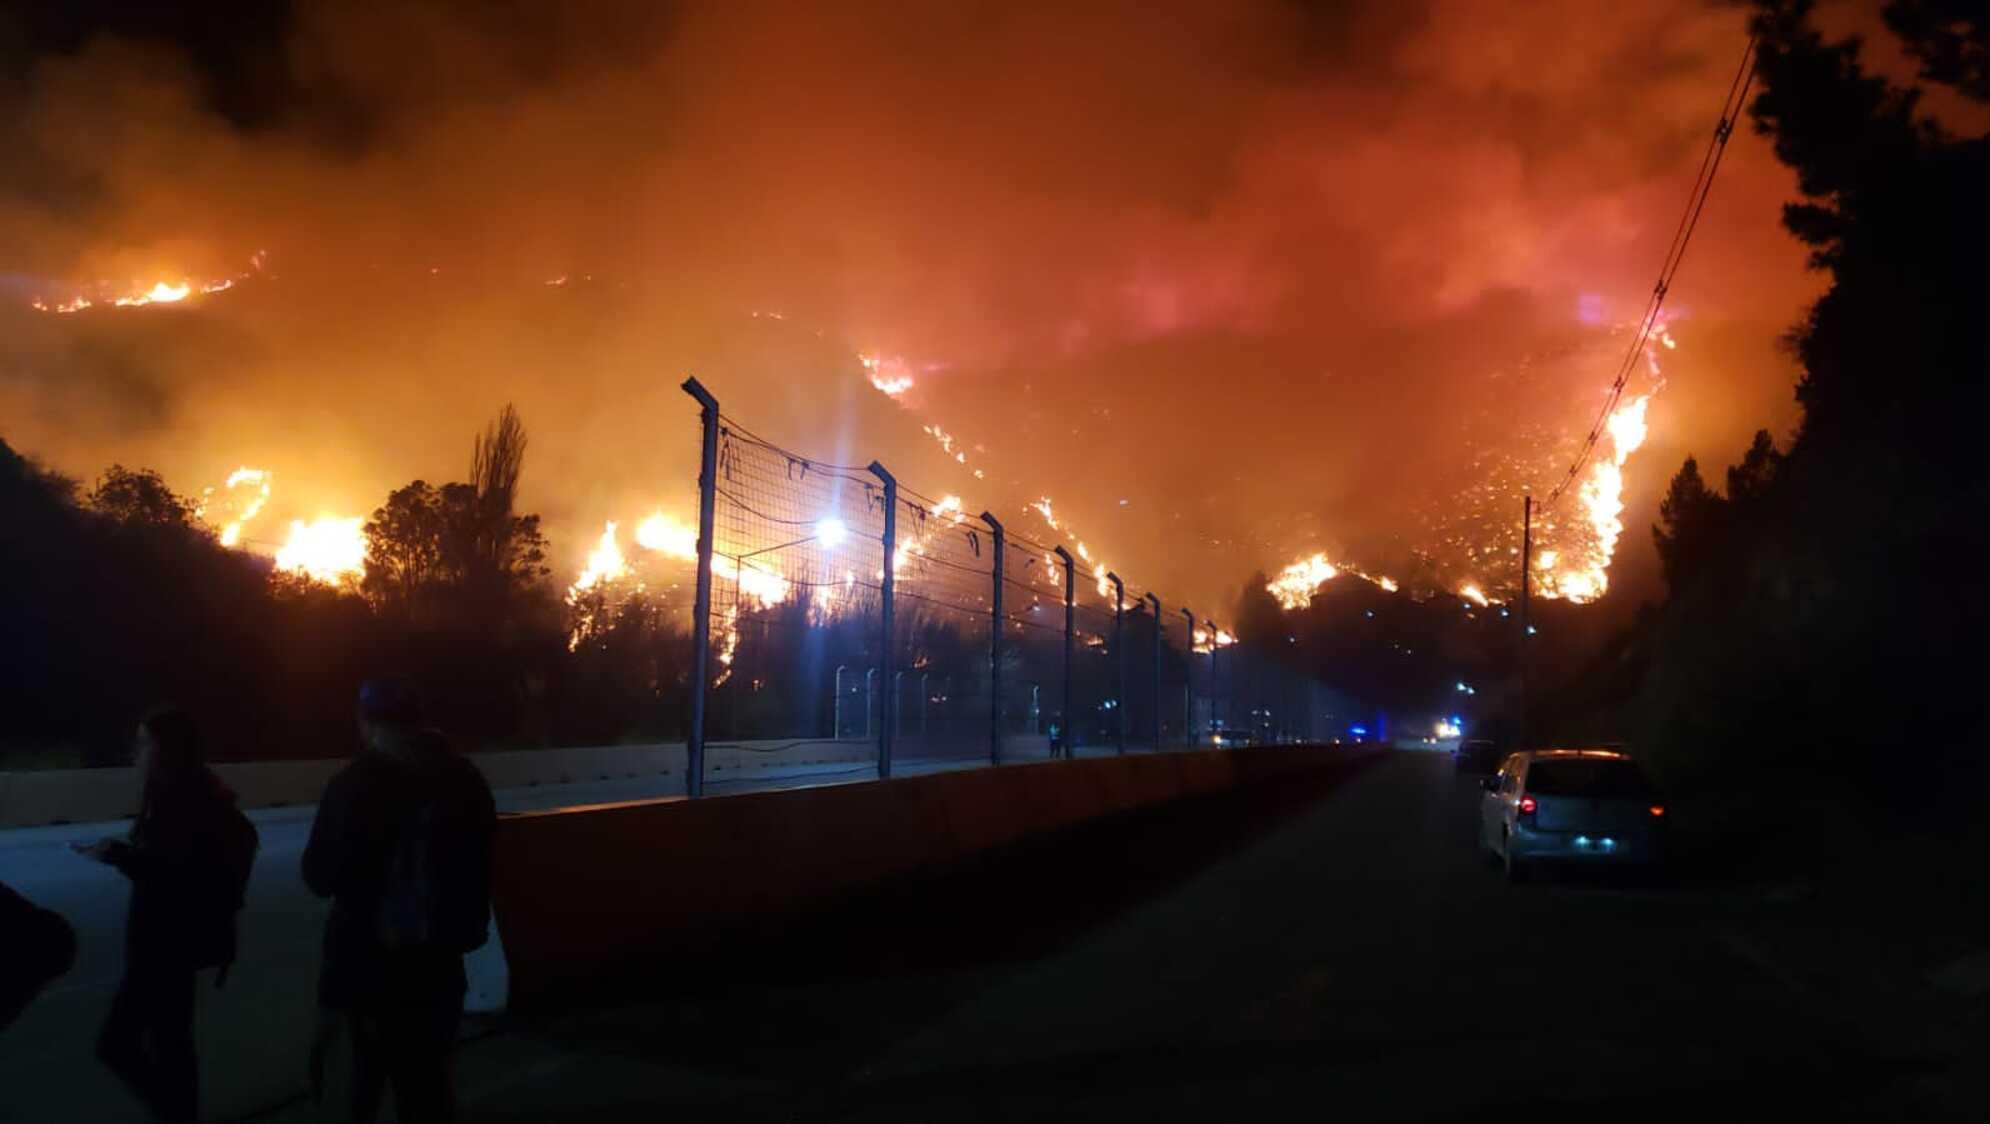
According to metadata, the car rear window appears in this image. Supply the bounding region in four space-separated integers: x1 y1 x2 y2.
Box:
1524 759 1653 797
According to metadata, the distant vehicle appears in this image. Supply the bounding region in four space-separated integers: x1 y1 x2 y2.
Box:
1451 738 1501 774
1210 726 1254 748
1480 749 1665 881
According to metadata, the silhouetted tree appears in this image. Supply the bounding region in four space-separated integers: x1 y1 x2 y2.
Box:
467 405 533 581
87 466 199 529
360 406 550 624
1 440 77 511
1530 4 1990 806
362 481 448 613
1724 430 1785 508
1751 0 1990 481
1653 457 1724 593
1883 0 1990 99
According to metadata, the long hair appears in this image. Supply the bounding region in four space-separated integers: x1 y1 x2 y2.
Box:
137 707 207 829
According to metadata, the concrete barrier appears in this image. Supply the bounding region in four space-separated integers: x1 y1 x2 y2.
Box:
492 744 1373 1010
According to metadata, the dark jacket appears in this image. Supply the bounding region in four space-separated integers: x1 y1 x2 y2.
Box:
1 881 75 1029
101 769 240 970
302 730 495 1009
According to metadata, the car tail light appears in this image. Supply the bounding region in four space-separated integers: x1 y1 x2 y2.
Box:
1648 805 1666 818
1518 795 1537 815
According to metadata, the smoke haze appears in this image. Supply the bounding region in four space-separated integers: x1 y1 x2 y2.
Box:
0 0 1834 612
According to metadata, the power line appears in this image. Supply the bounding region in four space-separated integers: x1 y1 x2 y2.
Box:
1543 34 1758 509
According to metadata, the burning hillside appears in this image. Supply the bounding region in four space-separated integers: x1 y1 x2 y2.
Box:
0 1 1815 621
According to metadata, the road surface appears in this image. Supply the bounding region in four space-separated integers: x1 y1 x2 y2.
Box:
240 750 1979 1122
0 745 1063 1123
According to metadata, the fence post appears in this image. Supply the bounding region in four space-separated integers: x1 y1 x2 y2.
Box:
680 377 720 798
834 664 846 737
870 461 897 779
1053 546 1075 759
1144 593 1162 749
1209 622 1224 743
1108 572 1125 755
983 512 1005 765
1181 608 1195 747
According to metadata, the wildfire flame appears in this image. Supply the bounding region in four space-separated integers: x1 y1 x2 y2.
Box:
1023 496 1121 597
114 281 191 307
1268 554 1339 610
859 352 914 398
1072 540 1114 600
195 465 362 588
1537 322 1672 604
923 424 970 466
634 512 697 560
30 255 267 314
1192 626 1236 653
1265 322 1677 610
198 467 272 548
1265 551 1404 609
570 521 630 598
274 517 366 585
565 510 794 654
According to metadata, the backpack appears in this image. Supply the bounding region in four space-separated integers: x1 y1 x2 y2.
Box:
373 763 489 954
194 804 260 982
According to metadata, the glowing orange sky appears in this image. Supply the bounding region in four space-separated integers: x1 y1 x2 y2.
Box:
1 0 1879 614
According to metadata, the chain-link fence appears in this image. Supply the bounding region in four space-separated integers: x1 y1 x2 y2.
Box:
681 378 1351 793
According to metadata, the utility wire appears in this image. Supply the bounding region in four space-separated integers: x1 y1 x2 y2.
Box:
1543 35 1757 508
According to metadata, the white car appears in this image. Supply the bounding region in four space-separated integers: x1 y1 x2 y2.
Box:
1480 749 1666 881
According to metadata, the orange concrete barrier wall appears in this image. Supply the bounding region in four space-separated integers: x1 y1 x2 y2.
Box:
493 745 1376 1011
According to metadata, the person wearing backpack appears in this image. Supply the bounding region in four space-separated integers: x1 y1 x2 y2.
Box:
304 679 494 1124
73 708 259 1124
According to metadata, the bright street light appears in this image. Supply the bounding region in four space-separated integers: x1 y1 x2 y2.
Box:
815 516 848 547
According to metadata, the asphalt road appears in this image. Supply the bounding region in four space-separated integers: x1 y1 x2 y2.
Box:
0 745 1064 1124
266 750 1978 1123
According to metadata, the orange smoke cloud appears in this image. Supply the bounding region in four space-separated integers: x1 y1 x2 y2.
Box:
0 1 1824 616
